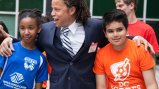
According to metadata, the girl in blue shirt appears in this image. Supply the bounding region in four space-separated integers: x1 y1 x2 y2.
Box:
0 9 48 89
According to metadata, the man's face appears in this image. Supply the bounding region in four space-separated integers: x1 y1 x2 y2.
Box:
115 0 132 16
51 0 76 27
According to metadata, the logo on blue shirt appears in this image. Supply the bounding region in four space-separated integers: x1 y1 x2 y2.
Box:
24 57 37 71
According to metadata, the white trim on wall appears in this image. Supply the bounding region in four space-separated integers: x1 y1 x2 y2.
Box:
90 0 93 16
15 0 19 38
143 0 147 22
92 16 159 22
0 11 16 15
43 0 47 16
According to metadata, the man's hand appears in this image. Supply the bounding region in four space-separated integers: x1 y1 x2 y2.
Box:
0 37 14 57
133 36 155 54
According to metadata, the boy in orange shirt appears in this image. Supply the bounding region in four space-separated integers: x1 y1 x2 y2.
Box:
93 9 158 89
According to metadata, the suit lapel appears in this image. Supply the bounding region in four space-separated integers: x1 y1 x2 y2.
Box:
83 24 91 46
47 25 56 46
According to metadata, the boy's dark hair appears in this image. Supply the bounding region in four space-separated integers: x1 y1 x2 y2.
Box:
63 0 90 24
18 9 42 26
103 9 128 33
0 21 9 33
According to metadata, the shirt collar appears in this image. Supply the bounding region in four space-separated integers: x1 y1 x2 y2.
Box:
61 21 82 34
68 21 82 34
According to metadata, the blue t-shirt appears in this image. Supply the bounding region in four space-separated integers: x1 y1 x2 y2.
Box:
0 42 48 89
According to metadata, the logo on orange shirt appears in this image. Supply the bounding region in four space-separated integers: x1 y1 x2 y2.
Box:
110 58 130 81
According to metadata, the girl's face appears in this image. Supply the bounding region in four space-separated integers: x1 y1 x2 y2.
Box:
19 17 40 45
105 21 128 50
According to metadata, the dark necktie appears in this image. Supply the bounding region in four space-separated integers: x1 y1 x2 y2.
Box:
61 28 74 56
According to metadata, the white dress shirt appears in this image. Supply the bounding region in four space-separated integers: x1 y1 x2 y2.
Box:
60 21 85 55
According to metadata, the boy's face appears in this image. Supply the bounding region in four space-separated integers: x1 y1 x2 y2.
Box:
105 21 128 49
115 0 133 16
19 17 40 45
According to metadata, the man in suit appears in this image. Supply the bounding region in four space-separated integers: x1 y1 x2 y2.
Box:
37 0 107 89
0 0 154 89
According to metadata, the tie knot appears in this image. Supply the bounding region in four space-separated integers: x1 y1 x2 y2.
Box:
62 27 70 35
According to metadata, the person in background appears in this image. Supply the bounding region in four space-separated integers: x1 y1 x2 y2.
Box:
93 9 158 89
115 0 159 54
0 9 48 89
0 21 9 44
0 0 155 89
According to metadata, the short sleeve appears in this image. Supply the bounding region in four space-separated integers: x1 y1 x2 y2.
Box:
93 52 105 74
138 45 155 71
35 55 48 83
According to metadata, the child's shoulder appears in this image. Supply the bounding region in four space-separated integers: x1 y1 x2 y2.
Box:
13 41 20 45
12 41 21 48
127 39 145 52
34 49 46 60
97 43 111 55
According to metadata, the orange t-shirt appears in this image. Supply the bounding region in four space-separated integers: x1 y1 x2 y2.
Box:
93 39 155 89
42 52 52 88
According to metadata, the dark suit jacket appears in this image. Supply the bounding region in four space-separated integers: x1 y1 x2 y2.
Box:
37 18 108 89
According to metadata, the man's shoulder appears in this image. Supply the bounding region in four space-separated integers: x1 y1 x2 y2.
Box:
85 18 103 28
41 21 57 32
42 21 55 28
137 20 153 29
87 18 103 23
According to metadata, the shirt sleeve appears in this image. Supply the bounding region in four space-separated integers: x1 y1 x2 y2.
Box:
138 45 155 71
35 55 48 83
144 27 159 53
93 51 105 74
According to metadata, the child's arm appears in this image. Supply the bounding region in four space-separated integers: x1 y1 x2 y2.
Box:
35 82 42 89
142 68 158 89
96 74 107 89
